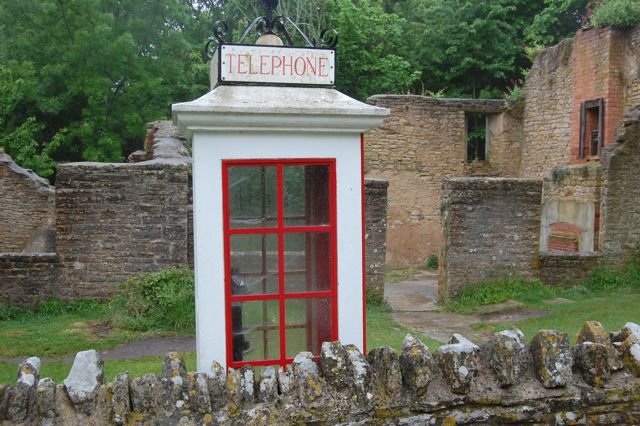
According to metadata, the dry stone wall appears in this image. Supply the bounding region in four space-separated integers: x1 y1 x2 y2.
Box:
0 121 387 304
625 27 640 112
364 178 388 292
54 161 193 300
0 152 55 253
364 96 508 267
1 322 640 425
600 106 640 268
521 39 574 179
441 178 542 299
0 254 61 305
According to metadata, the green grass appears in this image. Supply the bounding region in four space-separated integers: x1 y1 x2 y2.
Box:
366 304 442 352
472 293 640 342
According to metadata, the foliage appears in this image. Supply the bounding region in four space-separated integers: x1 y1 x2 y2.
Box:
112 268 196 333
400 0 547 98
525 0 589 46
503 83 525 117
0 0 210 179
426 254 439 271
446 279 560 313
327 0 421 100
0 298 103 321
366 287 390 310
590 0 640 29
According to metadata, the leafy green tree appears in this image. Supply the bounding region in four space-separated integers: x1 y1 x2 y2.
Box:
400 0 547 98
526 0 589 45
0 0 210 179
327 0 420 100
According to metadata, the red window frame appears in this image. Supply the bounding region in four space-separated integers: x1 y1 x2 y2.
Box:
222 158 338 369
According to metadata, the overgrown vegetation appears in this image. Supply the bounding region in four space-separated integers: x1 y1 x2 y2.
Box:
0 298 105 321
446 252 640 313
111 268 196 333
426 254 439 271
1 0 612 179
590 0 640 30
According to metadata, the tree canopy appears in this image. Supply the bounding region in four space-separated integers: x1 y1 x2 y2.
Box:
0 0 623 178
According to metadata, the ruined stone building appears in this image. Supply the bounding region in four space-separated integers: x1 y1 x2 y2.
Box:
0 121 388 305
365 26 640 297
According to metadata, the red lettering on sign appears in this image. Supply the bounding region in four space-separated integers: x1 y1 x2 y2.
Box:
306 57 317 76
294 57 306 76
283 56 293 76
260 55 269 75
319 57 329 77
272 55 282 75
237 55 247 74
224 54 236 74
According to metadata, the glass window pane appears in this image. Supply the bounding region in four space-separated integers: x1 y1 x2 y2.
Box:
228 166 277 228
284 232 331 293
283 165 330 226
285 298 332 357
232 300 280 362
230 234 278 295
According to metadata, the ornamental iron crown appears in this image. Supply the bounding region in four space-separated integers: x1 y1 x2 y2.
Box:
206 0 338 58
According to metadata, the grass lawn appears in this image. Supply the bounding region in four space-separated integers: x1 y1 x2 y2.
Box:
471 292 640 341
0 304 433 385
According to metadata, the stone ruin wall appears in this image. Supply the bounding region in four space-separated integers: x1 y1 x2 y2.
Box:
0 152 55 253
364 96 515 268
600 106 640 269
0 122 389 305
364 178 389 293
625 27 640 112
441 178 542 299
1 321 639 425
520 38 574 180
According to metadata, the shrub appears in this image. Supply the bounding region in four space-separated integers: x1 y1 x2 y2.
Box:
366 287 390 311
446 278 559 313
112 268 196 333
590 0 640 29
426 254 439 271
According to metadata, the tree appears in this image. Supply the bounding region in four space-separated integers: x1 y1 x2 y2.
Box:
400 0 547 98
526 0 589 46
0 0 210 179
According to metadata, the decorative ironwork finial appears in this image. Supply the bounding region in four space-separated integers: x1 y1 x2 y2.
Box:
206 0 338 59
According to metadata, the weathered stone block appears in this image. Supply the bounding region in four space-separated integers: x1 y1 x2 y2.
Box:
7 356 40 422
36 378 57 422
107 372 130 425
576 321 622 371
530 330 573 388
208 361 226 410
129 374 162 413
435 334 480 394
575 342 610 386
399 334 434 396
257 367 278 403
185 372 211 414
482 328 526 387
63 350 104 415
367 346 402 403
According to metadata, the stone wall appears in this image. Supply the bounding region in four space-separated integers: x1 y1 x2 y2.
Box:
625 27 640 112
54 162 192 300
364 178 388 292
441 178 542 299
364 96 507 267
0 152 55 253
539 252 600 286
0 254 62 306
1 322 639 425
600 106 640 268
521 39 574 179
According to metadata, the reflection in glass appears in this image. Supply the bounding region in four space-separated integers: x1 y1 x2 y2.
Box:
284 232 331 293
232 300 280 362
283 165 330 226
228 166 277 228
285 298 332 357
230 234 279 295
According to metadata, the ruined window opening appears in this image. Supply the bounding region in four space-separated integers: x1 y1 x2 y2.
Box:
579 98 604 158
466 113 488 162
